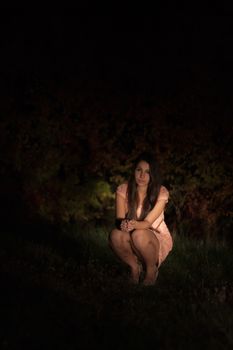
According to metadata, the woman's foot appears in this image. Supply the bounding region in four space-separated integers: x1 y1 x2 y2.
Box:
143 266 159 286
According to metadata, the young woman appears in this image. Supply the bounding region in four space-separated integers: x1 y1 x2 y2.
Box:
109 153 173 286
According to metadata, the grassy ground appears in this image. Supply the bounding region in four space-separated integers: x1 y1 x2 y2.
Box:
1 222 233 349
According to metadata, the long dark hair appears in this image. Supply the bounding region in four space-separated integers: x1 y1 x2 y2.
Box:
126 152 162 220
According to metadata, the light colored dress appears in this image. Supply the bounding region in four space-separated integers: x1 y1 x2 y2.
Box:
116 183 173 266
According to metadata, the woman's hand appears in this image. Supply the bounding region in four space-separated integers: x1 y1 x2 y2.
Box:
120 219 128 231
120 219 136 232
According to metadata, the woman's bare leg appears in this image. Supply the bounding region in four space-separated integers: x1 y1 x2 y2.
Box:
109 229 141 283
130 229 160 285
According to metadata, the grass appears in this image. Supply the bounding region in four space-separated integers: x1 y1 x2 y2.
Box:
0 222 233 349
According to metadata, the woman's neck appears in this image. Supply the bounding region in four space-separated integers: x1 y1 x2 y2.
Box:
137 185 147 196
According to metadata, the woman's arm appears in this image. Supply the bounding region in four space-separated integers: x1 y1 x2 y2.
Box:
116 192 127 219
115 191 127 230
127 199 167 231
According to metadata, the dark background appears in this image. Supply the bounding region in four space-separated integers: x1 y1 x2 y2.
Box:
1 7 233 102
0 7 232 229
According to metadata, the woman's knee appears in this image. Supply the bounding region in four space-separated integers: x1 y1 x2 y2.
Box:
109 228 126 246
131 229 157 248
131 229 147 245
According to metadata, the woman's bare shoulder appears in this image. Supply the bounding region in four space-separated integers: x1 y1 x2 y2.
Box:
116 182 128 198
158 185 169 202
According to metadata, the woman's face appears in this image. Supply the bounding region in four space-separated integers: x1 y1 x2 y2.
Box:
135 160 150 187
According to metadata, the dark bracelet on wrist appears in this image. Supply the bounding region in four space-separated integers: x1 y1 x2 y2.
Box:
115 218 124 230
